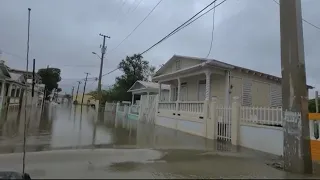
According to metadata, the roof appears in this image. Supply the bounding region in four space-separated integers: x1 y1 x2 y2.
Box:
8 72 23 81
153 55 314 89
127 80 170 92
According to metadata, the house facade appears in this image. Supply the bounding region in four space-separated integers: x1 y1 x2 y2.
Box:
151 55 312 139
153 55 311 107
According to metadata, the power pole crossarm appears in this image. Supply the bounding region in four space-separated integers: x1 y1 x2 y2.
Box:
280 0 312 174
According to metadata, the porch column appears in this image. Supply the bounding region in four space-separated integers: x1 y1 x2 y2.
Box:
0 80 5 108
225 71 231 106
7 83 13 97
158 82 162 102
176 78 181 113
131 93 134 105
205 71 211 100
177 78 181 101
147 92 150 104
168 86 171 102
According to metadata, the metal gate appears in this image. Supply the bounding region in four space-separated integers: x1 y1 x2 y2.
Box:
140 94 158 124
216 105 232 141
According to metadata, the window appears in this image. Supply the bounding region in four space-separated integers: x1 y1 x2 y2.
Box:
242 79 252 106
175 60 181 70
270 84 282 107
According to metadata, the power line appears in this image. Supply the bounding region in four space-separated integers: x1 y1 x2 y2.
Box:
140 0 227 56
205 1 216 58
131 0 144 13
272 0 320 31
99 0 226 79
107 0 163 55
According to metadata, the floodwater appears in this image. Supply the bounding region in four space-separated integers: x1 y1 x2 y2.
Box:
0 103 319 178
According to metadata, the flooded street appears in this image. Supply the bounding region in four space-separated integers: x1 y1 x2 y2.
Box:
0 103 318 178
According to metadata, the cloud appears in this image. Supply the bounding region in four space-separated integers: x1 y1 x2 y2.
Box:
0 0 319 97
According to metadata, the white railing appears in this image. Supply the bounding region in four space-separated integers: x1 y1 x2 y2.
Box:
118 105 125 112
240 106 283 126
158 102 176 111
105 102 116 112
130 105 140 115
178 101 204 113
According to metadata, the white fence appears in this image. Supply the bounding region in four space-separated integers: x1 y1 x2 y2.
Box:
240 106 283 126
129 105 140 115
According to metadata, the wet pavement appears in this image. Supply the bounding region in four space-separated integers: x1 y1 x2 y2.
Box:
0 103 319 178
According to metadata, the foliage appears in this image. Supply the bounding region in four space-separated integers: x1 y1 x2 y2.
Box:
37 67 61 98
309 99 320 113
88 54 155 103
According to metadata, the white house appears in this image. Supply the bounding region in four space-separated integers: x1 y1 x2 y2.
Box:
151 55 313 140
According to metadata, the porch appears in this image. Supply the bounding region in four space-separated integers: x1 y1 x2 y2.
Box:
153 62 232 123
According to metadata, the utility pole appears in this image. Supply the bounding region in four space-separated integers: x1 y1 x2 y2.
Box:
74 81 81 104
316 91 319 113
280 0 312 174
71 86 74 105
81 72 90 105
97 33 110 112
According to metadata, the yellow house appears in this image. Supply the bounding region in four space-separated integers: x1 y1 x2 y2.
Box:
73 94 96 105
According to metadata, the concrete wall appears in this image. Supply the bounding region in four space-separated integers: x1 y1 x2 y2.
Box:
155 115 205 137
239 123 283 156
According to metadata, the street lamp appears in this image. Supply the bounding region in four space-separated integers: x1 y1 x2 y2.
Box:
92 52 101 59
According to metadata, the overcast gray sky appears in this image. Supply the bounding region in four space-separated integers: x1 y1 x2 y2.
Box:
0 0 319 97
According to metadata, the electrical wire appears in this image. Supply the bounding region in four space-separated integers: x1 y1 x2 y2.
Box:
205 1 216 58
99 0 227 78
107 0 163 55
131 0 144 14
272 0 320 31
140 0 227 56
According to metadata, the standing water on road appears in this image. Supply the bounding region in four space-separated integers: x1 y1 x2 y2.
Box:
0 103 318 178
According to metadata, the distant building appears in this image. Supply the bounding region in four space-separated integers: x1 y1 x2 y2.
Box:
73 94 96 106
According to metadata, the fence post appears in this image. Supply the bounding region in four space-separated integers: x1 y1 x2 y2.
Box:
115 102 120 127
231 96 240 146
138 98 143 121
154 94 159 124
207 98 217 139
203 100 209 137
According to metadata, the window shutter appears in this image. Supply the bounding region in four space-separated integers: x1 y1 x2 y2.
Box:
270 84 282 107
242 79 252 106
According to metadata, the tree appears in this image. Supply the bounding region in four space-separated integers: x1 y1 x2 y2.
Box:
309 99 320 113
37 67 62 98
88 54 155 102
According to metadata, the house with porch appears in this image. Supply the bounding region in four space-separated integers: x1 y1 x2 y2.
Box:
152 55 312 139
127 80 170 104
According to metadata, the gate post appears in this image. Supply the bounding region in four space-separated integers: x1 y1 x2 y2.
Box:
115 102 120 127
207 98 217 139
231 96 240 146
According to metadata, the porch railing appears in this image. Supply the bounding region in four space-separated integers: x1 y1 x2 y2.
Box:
240 106 283 126
178 101 204 114
158 102 176 111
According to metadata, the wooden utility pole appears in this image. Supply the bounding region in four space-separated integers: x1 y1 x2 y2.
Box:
74 81 81 104
71 86 74 105
97 33 110 112
280 0 312 174
316 91 319 113
81 72 90 105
